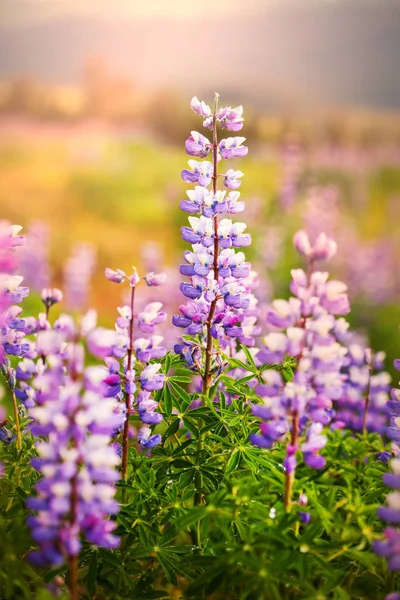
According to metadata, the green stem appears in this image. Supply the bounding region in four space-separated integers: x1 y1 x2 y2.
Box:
194 94 219 513
284 409 299 512
68 552 78 600
362 356 372 436
121 285 136 503
11 389 22 452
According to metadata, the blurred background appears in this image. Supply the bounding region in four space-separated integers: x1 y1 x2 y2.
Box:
0 0 400 368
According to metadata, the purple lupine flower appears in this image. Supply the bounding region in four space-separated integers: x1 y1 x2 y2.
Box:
19 220 50 291
143 272 167 286
190 96 211 118
374 358 400 571
219 137 248 160
87 328 118 359
64 243 96 311
224 169 244 190
181 160 213 187
137 302 167 334
134 335 166 362
252 229 350 496
185 131 212 158
138 426 162 450
279 141 303 210
332 343 390 435
174 95 259 390
140 364 164 392
41 288 63 310
105 268 126 284
293 230 337 262
217 105 244 132
27 375 122 566
104 268 166 460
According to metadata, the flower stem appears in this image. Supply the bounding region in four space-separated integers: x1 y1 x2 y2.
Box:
11 389 22 452
121 285 136 494
284 257 314 510
284 409 299 512
202 92 220 398
68 552 78 600
362 356 372 436
194 94 219 518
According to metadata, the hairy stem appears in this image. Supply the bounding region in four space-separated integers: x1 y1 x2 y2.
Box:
11 389 22 452
284 409 299 511
284 257 314 511
121 285 136 491
362 356 372 436
202 92 220 397
68 476 79 600
194 94 220 516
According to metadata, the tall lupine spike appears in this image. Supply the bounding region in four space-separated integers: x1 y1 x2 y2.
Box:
0 222 29 452
374 357 400 575
331 341 390 436
251 230 350 510
104 266 166 486
63 242 96 311
19 220 51 291
27 334 123 600
174 94 257 395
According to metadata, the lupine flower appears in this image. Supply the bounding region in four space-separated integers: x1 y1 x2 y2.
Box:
27 368 122 566
41 288 63 312
144 272 167 286
137 302 167 334
185 131 211 158
105 268 126 284
181 160 213 187
140 364 164 392
375 358 400 573
104 268 166 463
64 243 96 311
19 220 50 291
174 95 259 394
252 230 349 488
87 328 118 359
332 343 390 434
293 230 338 262
190 96 211 118
138 426 162 450
224 169 244 190
279 141 303 210
219 137 248 160
217 105 244 132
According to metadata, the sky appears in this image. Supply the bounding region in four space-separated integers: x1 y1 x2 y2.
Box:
1 0 394 26
1 0 400 110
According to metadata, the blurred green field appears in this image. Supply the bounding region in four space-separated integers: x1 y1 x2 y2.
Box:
0 131 400 372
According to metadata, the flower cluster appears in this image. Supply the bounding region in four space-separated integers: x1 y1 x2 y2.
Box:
374 357 400 571
104 266 166 468
251 230 350 478
27 347 123 566
64 242 96 311
173 95 258 388
332 343 390 434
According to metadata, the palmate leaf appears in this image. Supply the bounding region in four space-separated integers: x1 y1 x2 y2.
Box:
225 449 241 474
156 550 179 585
182 416 199 439
174 505 209 531
163 418 180 439
86 550 98 598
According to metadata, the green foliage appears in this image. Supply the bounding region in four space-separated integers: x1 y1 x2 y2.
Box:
0 351 398 598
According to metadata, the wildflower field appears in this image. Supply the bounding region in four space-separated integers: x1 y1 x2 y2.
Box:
1 95 400 600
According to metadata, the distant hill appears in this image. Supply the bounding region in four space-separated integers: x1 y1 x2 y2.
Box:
1 1 400 110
